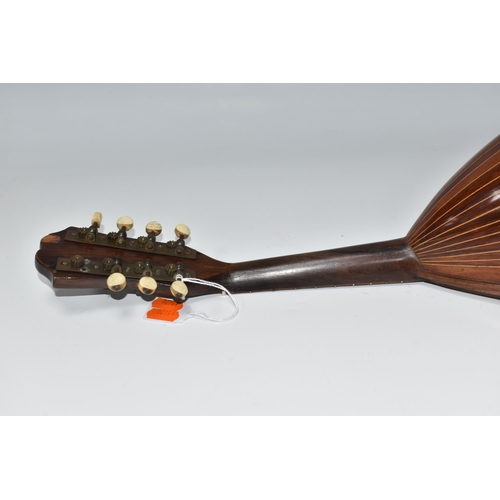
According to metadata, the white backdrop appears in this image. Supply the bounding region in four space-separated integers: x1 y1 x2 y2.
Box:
2 83 500 415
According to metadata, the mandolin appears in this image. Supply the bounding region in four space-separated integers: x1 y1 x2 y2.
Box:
36 134 500 304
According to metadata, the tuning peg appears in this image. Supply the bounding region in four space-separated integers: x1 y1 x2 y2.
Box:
107 272 127 292
173 224 191 255
114 216 134 246
80 212 102 242
140 221 162 250
170 280 188 301
146 221 162 237
138 276 157 295
117 216 134 231
175 224 190 240
91 212 102 228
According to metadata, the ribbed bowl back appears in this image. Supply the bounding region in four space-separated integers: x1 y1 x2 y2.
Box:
408 135 500 295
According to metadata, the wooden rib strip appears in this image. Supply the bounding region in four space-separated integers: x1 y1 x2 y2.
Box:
409 142 500 246
421 262 500 268
412 204 500 252
416 230 500 256
412 218 500 254
420 248 500 259
409 175 500 247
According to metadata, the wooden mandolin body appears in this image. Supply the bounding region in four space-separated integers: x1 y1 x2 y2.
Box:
35 134 500 303
409 134 500 299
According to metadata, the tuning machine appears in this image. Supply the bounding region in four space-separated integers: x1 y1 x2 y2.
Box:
168 262 189 301
135 259 158 295
107 216 133 246
107 272 127 292
137 221 162 251
78 212 102 242
169 223 191 255
170 279 188 301
72 215 195 299
106 258 127 292
138 276 157 295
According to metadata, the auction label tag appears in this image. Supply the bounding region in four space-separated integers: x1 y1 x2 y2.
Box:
146 298 184 322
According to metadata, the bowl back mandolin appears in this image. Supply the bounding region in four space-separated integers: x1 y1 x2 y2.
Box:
36 134 500 303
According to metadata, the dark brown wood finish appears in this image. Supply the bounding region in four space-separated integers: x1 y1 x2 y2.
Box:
408 134 500 299
35 230 420 298
36 134 500 302
217 238 420 294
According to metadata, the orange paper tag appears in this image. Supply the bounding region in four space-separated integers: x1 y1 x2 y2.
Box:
146 298 184 322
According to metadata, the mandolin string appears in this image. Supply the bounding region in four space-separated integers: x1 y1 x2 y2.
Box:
178 276 239 322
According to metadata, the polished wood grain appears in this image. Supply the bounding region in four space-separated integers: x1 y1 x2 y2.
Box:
408 134 500 298
35 229 419 298
36 134 500 301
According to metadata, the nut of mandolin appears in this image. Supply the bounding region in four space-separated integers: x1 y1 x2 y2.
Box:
174 224 190 239
138 276 157 295
107 272 127 292
170 280 188 300
116 216 134 231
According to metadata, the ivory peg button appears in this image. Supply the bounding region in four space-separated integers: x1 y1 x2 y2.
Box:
175 224 190 239
146 221 162 236
116 216 134 231
107 272 127 292
138 276 157 295
91 212 103 228
170 280 188 300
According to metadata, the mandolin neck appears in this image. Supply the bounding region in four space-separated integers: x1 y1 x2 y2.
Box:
209 238 421 295
35 228 421 299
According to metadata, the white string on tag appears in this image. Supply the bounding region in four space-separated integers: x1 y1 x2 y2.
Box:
178 276 239 322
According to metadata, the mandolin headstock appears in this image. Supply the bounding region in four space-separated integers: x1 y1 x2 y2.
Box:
35 213 229 300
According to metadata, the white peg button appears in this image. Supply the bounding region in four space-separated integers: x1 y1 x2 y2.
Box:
175 224 190 239
146 221 162 237
138 276 157 295
117 216 134 231
170 280 188 300
107 273 127 292
91 212 102 228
